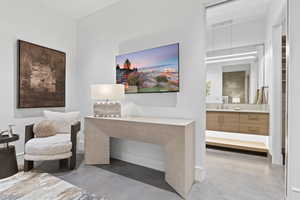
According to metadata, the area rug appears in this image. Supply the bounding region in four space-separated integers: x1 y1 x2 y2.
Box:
0 172 107 200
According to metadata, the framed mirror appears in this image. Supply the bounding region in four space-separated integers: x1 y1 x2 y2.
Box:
206 44 268 104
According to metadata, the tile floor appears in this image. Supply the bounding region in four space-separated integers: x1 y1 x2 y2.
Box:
36 148 285 200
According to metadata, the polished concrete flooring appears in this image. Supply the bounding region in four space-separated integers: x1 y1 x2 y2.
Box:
36 149 285 200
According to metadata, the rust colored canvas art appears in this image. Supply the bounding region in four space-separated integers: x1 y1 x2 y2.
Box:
18 40 66 108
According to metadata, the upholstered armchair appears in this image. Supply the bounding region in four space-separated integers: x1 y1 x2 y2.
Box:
24 122 80 171
24 111 81 172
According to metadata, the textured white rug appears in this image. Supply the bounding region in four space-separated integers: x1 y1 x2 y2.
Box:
0 172 106 200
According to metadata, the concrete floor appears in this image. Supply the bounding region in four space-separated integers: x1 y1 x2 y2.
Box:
37 149 285 200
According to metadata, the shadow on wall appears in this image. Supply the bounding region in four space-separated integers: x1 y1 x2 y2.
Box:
124 93 178 107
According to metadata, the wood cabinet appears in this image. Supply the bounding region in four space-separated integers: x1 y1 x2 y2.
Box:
206 112 219 131
206 111 269 136
239 113 269 135
207 112 239 132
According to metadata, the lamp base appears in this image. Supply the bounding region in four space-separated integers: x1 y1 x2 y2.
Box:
93 101 121 118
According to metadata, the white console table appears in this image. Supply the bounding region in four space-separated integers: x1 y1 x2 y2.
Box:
84 116 195 198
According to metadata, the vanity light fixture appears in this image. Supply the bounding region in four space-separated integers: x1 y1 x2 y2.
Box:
205 51 258 61
205 55 257 64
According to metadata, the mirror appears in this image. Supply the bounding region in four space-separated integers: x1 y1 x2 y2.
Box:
206 44 268 104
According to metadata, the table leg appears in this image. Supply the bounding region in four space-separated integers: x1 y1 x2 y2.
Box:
164 124 195 198
24 160 33 172
0 146 18 178
84 119 110 165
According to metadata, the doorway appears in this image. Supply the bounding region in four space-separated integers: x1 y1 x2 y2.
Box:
204 0 288 199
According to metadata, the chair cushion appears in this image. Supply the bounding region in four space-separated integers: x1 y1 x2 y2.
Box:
25 134 72 156
33 120 57 138
24 152 72 161
44 110 80 134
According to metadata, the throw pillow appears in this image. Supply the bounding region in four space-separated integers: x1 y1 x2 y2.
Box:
44 111 80 134
33 120 57 138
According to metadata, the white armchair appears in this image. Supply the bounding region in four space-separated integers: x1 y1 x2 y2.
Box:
24 111 81 171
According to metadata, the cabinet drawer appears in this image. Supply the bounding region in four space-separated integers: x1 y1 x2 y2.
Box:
220 113 239 132
206 112 239 132
240 113 269 124
206 112 220 131
240 113 269 135
207 111 269 135
240 124 269 136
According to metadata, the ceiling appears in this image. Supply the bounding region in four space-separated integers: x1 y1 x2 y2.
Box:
206 0 272 27
38 0 271 23
39 0 122 19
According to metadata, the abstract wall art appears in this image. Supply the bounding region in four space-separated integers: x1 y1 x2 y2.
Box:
18 40 66 108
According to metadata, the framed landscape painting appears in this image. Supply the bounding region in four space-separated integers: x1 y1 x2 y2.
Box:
116 43 179 94
18 40 66 108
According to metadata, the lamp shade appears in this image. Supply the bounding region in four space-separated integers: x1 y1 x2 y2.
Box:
91 84 125 100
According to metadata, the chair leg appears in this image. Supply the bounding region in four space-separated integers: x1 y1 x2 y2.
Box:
59 159 69 169
70 153 76 170
24 160 33 172
70 134 77 170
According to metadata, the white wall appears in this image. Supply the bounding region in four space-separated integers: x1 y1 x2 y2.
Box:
0 0 78 155
207 19 266 51
77 0 206 179
264 0 286 165
288 0 300 199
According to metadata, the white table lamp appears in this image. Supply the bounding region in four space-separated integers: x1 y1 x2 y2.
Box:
91 84 125 117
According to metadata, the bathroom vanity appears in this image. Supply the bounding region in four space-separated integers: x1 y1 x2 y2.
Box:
206 109 269 136
205 44 271 154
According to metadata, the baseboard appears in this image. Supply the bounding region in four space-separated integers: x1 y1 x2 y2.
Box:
195 166 206 182
272 154 283 166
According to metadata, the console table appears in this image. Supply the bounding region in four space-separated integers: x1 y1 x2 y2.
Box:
84 116 195 198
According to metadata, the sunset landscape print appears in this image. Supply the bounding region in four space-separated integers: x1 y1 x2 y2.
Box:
116 43 179 94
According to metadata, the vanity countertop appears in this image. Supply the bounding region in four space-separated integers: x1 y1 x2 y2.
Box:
206 108 269 114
